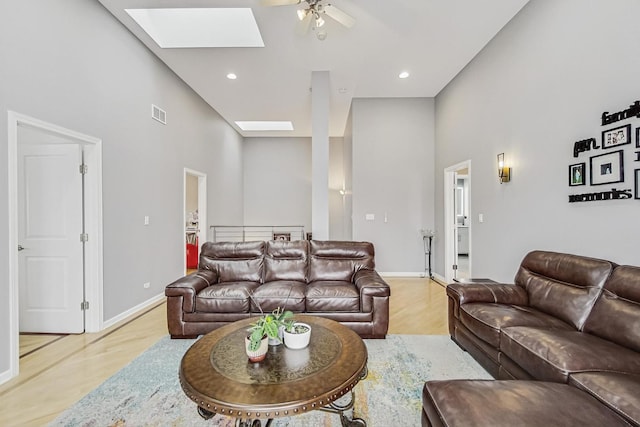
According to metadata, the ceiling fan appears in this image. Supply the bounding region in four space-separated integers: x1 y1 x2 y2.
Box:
261 0 355 39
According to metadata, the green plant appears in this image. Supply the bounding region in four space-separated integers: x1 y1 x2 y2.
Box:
247 307 293 351
283 319 310 334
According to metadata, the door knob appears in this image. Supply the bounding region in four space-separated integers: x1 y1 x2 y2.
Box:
17 245 26 251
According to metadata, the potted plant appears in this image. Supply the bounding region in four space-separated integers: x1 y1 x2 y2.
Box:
246 307 294 361
282 320 312 349
267 307 293 346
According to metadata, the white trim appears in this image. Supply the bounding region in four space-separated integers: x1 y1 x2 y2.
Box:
432 273 448 286
183 168 207 273
5 111 104 384
379 272 425 278
0 368 12 385
102 293 165 329
444 160 472 283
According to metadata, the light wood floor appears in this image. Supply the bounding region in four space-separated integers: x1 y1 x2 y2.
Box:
0 277 448 426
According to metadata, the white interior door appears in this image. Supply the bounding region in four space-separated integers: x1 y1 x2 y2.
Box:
18 141 84 333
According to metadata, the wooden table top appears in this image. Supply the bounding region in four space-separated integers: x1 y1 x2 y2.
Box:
179 315 368 420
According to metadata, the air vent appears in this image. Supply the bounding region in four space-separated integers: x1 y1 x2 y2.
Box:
151 104 167 125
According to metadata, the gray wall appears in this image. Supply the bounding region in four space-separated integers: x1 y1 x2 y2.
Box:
243 138 312 233
0 0 244 376
351 98 436 273
434 0 640 282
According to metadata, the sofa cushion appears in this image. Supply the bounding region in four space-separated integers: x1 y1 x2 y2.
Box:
250 280 306 312
306 281 359 312
264 240 308 283
514 251 616 330
308 240 374 283
569 372 640 426
199 241 264 283
584 265 640 353
460 303 573 348
422 380 630 427
500 326 640 383
195 282 260 313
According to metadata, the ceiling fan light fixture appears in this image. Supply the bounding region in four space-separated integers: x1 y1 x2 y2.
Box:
315 13 325 27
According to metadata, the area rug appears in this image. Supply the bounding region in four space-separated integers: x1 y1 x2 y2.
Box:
50 335 491 426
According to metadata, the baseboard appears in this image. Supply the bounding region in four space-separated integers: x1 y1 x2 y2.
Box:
102 292 165 330
0 368 13 386
379 272 426 278
432 273 447 285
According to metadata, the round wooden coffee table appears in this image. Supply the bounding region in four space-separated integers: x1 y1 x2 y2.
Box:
179 315 368 427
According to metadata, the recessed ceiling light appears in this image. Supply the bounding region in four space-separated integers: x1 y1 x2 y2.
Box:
227 73 237 80
125 8 264 48
399 71 410 79
235 121 294 131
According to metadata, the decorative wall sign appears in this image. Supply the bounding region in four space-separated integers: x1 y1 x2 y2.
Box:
569 188 632 203
573 137 598 158
590 150 624 185
568 98 640 203
569 163 586 186
601 100 640 126
602 124 631 149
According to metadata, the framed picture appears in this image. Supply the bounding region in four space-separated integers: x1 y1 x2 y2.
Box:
636 169 640 199
602 124 631 149
590 150 624 186
273 232 291 241
569 162 586 186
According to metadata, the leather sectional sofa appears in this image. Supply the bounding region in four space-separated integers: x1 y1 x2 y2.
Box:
422 250 640 426
165 240 390 339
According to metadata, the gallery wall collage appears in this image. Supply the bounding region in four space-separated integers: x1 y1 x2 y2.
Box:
569 99 640 203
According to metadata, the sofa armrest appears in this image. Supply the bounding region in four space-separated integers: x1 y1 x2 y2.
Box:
447 282 528 306
165 269 217 313
354 269 390 314
354 269 391 296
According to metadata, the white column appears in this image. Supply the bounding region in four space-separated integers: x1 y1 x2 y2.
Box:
311 71 330 240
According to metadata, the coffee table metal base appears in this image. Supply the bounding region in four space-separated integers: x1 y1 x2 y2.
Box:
197 387 367 427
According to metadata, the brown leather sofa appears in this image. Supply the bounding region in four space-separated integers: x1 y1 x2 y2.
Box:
165 240 390 339
422 250 640 426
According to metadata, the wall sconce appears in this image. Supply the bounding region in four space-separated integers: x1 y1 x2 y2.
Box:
497 153 511 184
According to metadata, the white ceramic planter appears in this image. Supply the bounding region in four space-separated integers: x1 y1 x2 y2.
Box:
245 336 269 362
283 322 311 349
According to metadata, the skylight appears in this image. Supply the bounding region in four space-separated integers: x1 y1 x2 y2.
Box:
235 121 294 131
125 8 264 48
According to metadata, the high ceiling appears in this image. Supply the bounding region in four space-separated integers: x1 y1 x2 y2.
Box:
98 0 529 137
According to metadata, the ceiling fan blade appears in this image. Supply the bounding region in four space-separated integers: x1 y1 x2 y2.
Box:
260 0 301 6
323 4 355 28
295 12 312 35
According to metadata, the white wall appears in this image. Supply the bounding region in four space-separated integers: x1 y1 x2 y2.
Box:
243 138 312 233
329 137 347 240
0 0 244 376
434 0 640 282
351 98 436 273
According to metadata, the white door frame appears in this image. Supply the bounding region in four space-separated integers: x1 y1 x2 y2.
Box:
444 160 472 283
6 111 104 381
183 168 207 272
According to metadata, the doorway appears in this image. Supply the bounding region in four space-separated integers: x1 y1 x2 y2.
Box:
7 111 104 381
183 169 206 274
444 160 472 282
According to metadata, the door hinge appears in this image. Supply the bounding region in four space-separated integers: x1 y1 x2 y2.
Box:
79 164 88 175
80 301 89 311
80 233 89 242
452 264 458 270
